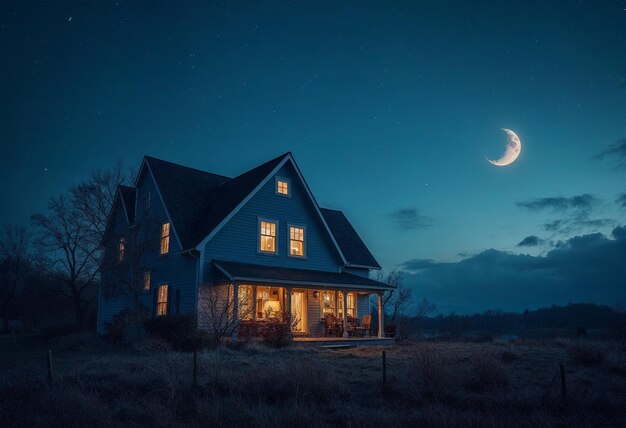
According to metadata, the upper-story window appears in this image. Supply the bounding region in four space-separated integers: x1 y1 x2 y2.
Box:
259 220 277 253
160 223 170 254
118 239 125 263
144 191 151 210
276 177 290 196
289 226 305 257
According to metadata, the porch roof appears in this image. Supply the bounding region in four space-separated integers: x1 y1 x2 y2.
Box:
213 260 394 291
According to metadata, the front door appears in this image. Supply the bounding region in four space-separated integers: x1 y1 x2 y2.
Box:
291 291 307 332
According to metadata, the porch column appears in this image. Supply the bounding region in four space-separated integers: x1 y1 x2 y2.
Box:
252 286 258 321
231 282 239 341
377 292 384 338
334 290 339 317
285 287 292 316
342 290 349 337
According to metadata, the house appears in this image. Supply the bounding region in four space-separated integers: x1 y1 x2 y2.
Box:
97 152 393 341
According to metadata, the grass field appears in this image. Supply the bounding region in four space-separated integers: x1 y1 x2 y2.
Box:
1 333 625 427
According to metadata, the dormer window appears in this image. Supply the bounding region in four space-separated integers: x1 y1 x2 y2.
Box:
276 177 290 196
259 220 277 253
118 239 125 263
160 223 170 254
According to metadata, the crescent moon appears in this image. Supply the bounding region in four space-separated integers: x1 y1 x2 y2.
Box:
488 129 522 167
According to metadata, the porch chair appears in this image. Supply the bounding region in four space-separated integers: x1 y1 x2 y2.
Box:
354 314 371 337
323 314 336 337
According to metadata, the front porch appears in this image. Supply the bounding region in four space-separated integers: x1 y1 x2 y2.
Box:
213 260 393 340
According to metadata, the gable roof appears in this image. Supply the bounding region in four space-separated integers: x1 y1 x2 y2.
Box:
320 208 381 269
143 156 230 249
118 185 136 225
130 153 379 270
190 153 290 248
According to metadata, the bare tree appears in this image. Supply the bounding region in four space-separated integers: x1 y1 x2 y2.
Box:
0 226 32 332
198 285 254 346
376 270 411 324
31 166 128 330
31 195 101 329
414 296 437 337
71 162 129 244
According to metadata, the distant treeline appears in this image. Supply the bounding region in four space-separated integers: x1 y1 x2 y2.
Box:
417 303 625 335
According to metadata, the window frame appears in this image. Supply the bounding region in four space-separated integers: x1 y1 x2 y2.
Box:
275 176 291 197
118 238 125 263
156 284 168 316
143 271 151 292
160 222 170 255
257 217 279 255
287 224 307 258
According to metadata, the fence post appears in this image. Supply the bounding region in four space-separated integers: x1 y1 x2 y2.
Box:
382 350 387 387
46 349 54 384
193 350 198 388
559 364 568 408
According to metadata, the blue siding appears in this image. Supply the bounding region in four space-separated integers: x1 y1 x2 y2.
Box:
203 162 343 284
97 167 198 333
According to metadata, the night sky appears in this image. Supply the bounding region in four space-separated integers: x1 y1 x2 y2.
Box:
2 1 625 313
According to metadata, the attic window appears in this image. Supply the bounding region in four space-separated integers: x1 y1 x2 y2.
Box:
160 223 170 254
144 191 151 209
276 178 290 196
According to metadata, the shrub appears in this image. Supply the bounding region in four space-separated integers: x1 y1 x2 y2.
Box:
258 312 296 348
568 344 606 366
499 350 520 364
104 310 133 345
408 344 453 400
143 314 208 352
468 353 509 392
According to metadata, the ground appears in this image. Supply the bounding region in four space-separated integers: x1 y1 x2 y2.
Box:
1 334 625 427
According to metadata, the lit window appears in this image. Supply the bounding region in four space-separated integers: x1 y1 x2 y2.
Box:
259 220 276 253
143 271 151 291
322 291 335 315
338 292 356 318
118 239 125 263
238 285 253 320
157 284 168 316
277 179 289 196
289 226 305 257
160 223 170 254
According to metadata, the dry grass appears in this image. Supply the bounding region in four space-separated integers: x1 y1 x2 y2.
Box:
1 335 625 427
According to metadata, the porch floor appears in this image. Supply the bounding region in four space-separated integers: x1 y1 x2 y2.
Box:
293 337 394 347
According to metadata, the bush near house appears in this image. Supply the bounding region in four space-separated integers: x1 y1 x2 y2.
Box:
143 315 209 352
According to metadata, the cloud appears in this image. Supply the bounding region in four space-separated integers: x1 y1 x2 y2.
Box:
400 225 626 314
517 194 598 212
388 208 432 230
595 138 626 170
542 218 615 234
616 193 626 208
400 258 449 271
516 235 543 247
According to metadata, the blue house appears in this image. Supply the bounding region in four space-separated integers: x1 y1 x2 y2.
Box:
98 153 393 340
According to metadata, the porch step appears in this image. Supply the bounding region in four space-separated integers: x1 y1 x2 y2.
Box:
319 344 355 349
